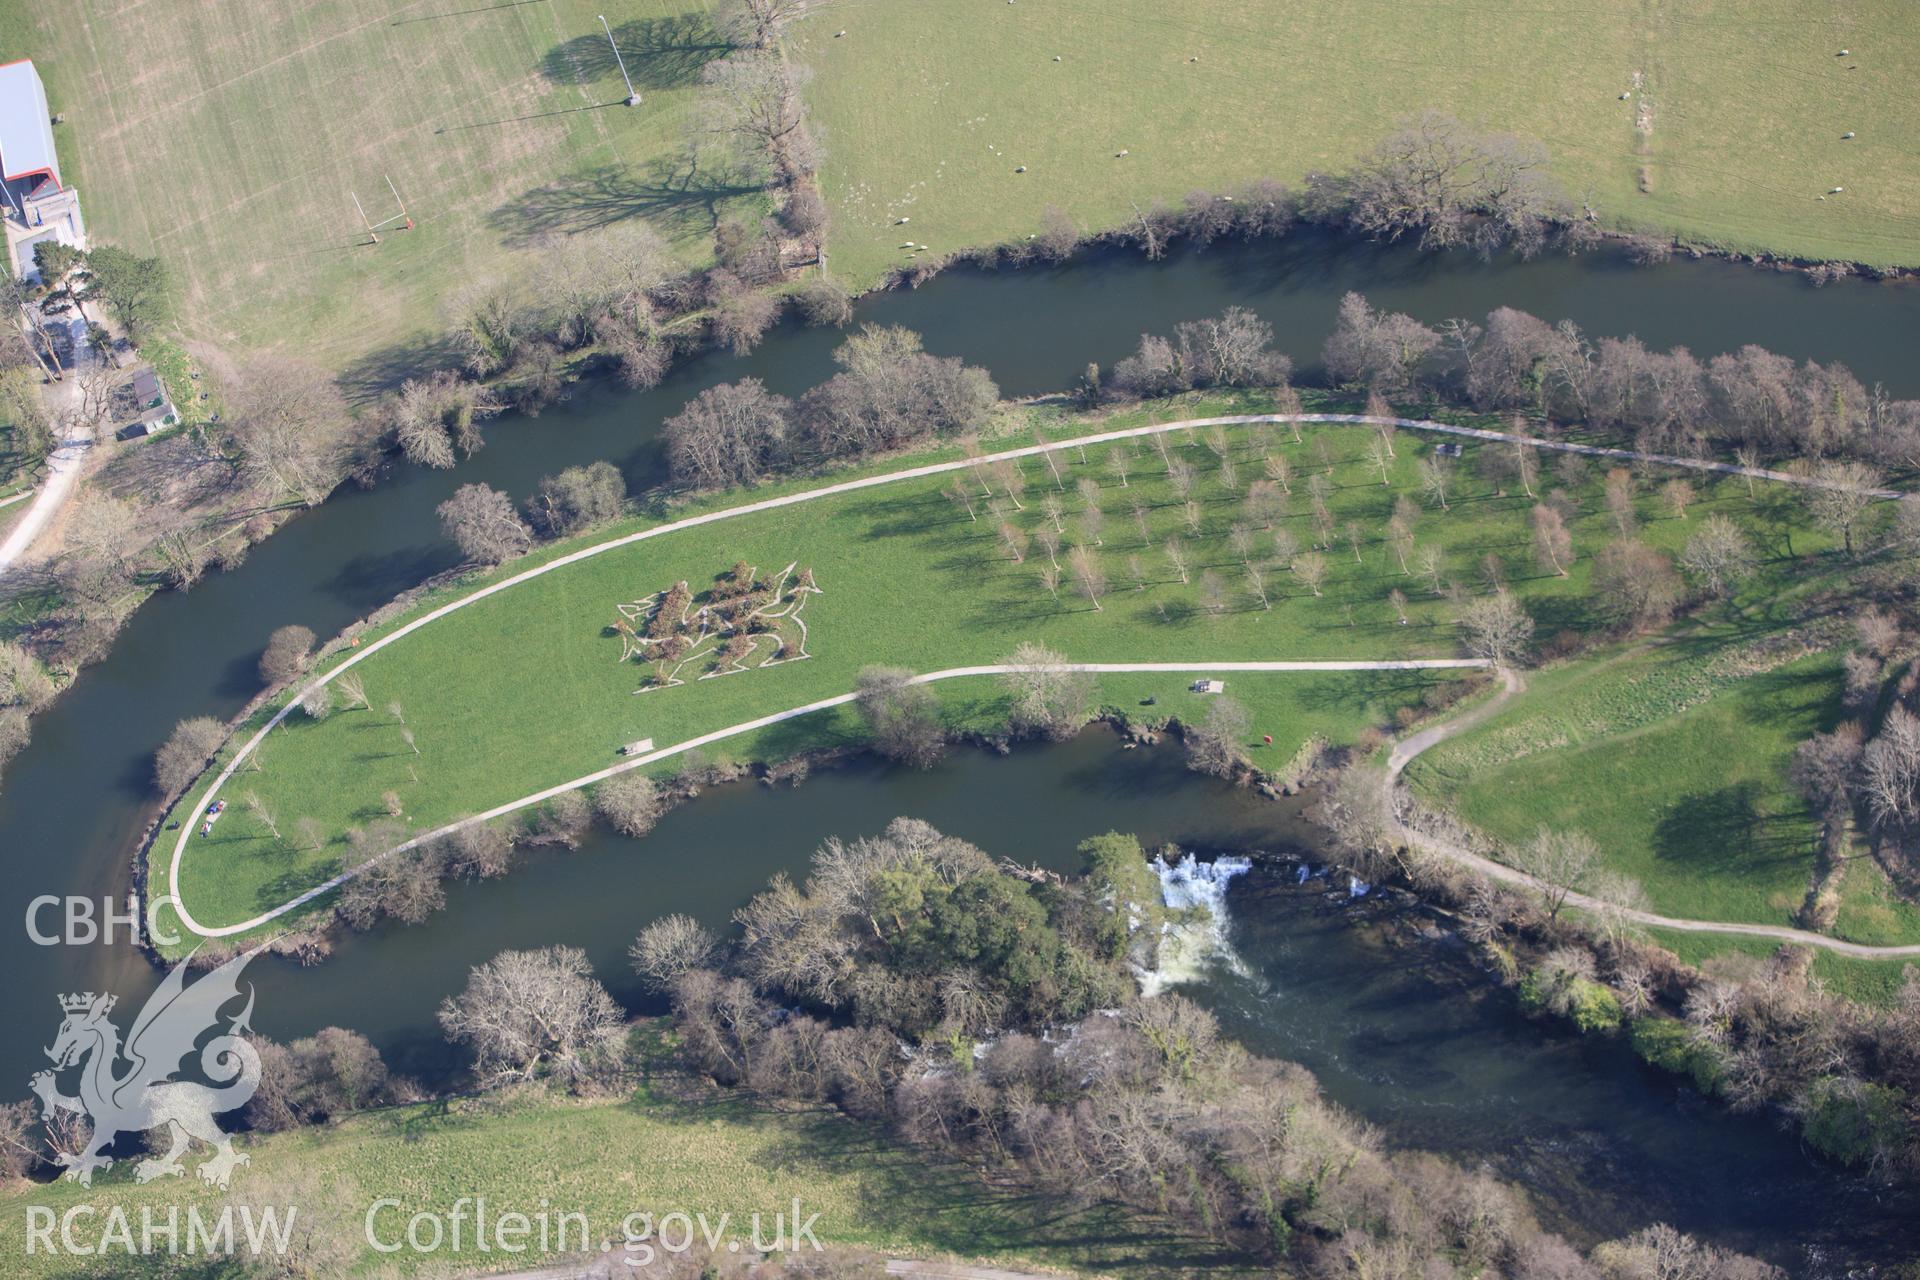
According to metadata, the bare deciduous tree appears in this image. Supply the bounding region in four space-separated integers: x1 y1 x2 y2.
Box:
1000 642 1095 740
596 772 664 838
258 625 316 687
437 483 532 565
1184 695 1251 778
856 666 945 768
1457 589 1533 665
664 378 792 489
154 717 226 795
630 914 720 990
1514 827 1599 920
233 357 352 508
1679 514 1757 597
438 946 624 1088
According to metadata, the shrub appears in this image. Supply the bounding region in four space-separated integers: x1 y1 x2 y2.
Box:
1629 1016 1726 1095
1801 1076 1907 1168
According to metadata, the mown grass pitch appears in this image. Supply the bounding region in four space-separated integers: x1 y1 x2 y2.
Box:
803 0 1920 281
0 0 747 373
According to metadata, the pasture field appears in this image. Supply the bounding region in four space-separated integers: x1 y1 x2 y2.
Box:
803 0 1920 281
154 391 1844 941
0 0 748 375
6 0 1917 379
0 1027 1191 1278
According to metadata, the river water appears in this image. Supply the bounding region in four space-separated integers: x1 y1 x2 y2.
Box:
4 233 1916 1264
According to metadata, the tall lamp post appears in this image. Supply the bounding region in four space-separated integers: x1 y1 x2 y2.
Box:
600 15 642 106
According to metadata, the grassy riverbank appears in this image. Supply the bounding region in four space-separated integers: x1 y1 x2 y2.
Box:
154 390 1861 948
0 1028 1208 1278
805 0 1920 276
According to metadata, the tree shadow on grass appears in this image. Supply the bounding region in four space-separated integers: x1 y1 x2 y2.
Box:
1651 782 1809 881
675 1097 1238 1271
257 858 343 911
541 15 731 92
336 332 468 404
488 157 762 249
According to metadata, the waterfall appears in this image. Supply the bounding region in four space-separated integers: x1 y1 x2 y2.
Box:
1137 851 1253 997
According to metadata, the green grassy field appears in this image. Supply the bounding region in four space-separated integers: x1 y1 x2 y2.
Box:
5 1 1915 380
1410 619 1920 947
155 393 1844 943
804 0 1920 280
0 0 747 374
1411 640 1840 929
0 1030 1211 1277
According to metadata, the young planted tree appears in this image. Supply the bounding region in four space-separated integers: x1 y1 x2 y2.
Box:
1293 551 1328 597
1530 504 1572 576
1661 478 1696 521
998 521 1029 564
1415 544 1445 594
1199 569 1228 616
1068 545 1108 612
1603 468 1638 536
335 671 369 711
1417 455 1452 512
1163 537 1191 584
1266 452 1294 494
1244 479 1285 530
1366 435 1393 485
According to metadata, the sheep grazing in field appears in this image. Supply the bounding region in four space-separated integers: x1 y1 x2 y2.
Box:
1830 186 1845 194
1015 165 1027 173
1115 149 1129 157
1842 131 1856 139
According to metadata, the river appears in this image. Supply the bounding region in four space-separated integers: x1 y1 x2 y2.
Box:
3 232 1916 1266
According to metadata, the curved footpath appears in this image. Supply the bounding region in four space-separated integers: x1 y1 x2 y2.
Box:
171 659 1491 938
163 410 1908 945
1386 667 1920 960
